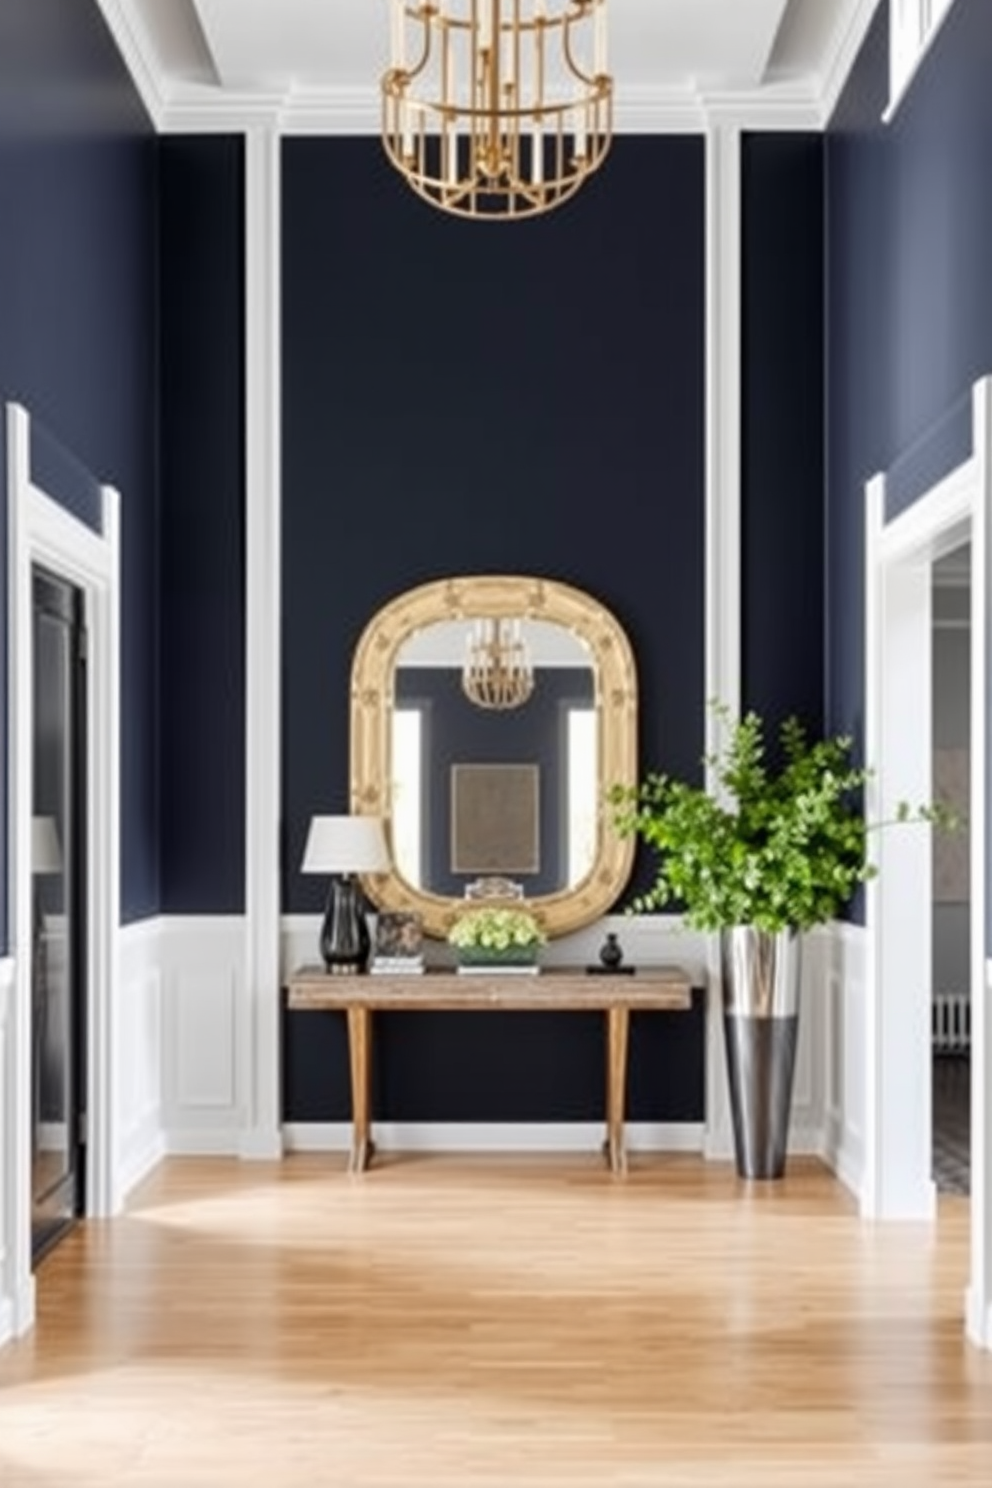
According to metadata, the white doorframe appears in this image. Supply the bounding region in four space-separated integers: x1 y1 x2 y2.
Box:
3 403 120 1342
864 374 992 1349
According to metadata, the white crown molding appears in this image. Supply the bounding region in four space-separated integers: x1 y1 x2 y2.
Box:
818 0 885 126
95 0 167 131
101 0 876 140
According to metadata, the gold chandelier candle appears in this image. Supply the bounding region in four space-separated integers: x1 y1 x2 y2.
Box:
382 0 613 220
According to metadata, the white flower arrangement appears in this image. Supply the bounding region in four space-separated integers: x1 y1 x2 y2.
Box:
447 906 546 951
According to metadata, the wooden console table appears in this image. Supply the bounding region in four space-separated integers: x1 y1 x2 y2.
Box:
286 966 693 1176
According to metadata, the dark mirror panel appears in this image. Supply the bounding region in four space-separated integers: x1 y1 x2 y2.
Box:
31 567 86 1262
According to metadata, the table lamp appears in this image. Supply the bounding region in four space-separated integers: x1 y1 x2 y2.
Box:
301 815 390 974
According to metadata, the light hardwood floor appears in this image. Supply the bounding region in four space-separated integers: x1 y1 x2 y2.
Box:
1 1154 991 1486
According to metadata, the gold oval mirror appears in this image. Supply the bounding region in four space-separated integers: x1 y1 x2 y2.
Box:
350 575 637 939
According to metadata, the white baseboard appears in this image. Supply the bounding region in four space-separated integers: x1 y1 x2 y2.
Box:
239 1128 284 1160
116 1119 167 1203
283 1121 706 1155
822 1109 865 1199
966 1286 992 1350
164 1129 247 1157
0 1276 37 1348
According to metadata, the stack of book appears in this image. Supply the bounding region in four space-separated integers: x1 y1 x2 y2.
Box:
369 911 425 975
369 954 425 975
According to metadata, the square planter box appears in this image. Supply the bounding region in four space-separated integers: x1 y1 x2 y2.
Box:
456 945 540 970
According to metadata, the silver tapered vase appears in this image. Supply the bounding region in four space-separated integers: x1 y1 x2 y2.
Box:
720 926 801 1180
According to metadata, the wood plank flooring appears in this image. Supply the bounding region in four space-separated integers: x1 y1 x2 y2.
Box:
1 1153 991 1487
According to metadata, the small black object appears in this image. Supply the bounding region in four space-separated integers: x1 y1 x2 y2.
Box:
599 932 624 970
320 873 370 974
586 931 636 974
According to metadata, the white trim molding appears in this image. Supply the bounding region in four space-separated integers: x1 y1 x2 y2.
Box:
885 0 959 122
0 956 15 1347
4 402 121 1344
702 119 742 1163
819 921 868 1200
94 0 167 130
967 954 992 1350
96 0 878 137
864 375 992 1350
116 919 165 1198
242 123 284 1162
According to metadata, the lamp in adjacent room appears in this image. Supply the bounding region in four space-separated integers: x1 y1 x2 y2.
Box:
381 1 612 220
32 814 63 878
301 815 391 974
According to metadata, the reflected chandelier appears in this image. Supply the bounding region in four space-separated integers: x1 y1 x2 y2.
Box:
382 1 613 221
462 618 535 709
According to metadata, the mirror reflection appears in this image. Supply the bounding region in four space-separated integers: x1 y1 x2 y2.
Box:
390 618 597 898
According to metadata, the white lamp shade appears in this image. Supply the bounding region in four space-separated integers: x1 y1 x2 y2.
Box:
301 815 390 874
32 814 63 875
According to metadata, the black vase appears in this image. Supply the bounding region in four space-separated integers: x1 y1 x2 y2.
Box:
599 932 624 970
319 873 370 974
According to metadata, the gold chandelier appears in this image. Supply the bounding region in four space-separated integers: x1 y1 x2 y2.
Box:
382 1 612 221
462 618 535 709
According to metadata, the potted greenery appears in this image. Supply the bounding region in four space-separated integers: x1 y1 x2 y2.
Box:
610 704 949 1179
448 906 546 969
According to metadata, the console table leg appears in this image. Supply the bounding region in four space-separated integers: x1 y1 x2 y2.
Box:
347 1005 373 1173
606 1006 630 1176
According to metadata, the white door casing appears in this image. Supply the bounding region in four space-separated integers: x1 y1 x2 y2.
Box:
864 375 992 1349
3 402 120 1343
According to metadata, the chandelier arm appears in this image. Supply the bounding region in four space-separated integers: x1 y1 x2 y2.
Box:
396 1 433 86
562 11 599 88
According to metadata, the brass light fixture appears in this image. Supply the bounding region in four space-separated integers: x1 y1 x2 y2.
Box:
382 1 612 221
462 618 535 709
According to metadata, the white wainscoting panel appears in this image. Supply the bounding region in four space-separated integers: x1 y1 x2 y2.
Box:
161 918 247 1155
282 913 709 1155
788 926 828 1154
114 920 164 1204
0 957 14 1347
821 920 867 1200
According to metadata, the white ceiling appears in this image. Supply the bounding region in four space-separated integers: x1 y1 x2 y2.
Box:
101 0 878 131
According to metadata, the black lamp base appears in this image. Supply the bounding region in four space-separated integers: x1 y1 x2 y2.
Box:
319 873 371 974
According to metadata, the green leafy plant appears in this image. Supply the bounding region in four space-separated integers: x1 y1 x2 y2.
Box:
609 703 956 934
448 906 546 951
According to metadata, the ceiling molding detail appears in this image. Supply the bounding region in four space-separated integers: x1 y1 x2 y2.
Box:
818 0 885 126
98 0 882 139
95 0 167 130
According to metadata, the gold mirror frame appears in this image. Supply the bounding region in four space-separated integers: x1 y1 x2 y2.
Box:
350 575 637 940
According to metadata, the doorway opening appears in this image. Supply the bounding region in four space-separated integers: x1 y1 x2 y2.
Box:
931 545 971 1197
865 374 991 1349
30 567 88 1262
4 402 121 1343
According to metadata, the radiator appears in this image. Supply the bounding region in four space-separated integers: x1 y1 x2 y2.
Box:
932 992 971 1054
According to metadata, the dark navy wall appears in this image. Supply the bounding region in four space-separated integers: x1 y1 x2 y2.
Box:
0 0 160 948
826 0 992 927
741 133 824 739
396 666 594 895
158 138 246 913
282 135 706 1122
